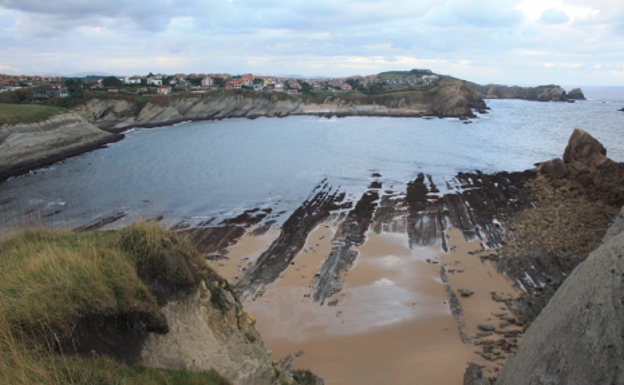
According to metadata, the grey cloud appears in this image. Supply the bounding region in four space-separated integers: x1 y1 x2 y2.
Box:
423 0 524 28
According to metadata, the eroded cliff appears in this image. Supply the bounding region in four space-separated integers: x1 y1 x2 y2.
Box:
74 78 486 131
140 278 284 385
0 112 121 181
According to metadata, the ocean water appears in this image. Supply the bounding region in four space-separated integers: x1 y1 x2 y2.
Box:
1 87 622 229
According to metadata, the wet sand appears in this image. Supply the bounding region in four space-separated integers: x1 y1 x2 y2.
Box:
207 228 280 283
210 220 523 384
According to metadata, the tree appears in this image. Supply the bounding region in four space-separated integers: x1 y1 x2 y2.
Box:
211 78 225 87
346 78 359 91
102 76 122 88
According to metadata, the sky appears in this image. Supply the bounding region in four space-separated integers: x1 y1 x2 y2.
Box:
0 0 623 86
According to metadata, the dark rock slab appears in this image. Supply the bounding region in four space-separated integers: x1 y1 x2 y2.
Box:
236 181 348 300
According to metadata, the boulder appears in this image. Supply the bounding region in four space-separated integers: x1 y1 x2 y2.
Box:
538 158 568 179
563 128 607 164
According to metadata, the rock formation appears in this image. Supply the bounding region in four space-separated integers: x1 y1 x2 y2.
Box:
469 83 580 102
141 279 283 385
0 112 121 181
465 129 624 384
75 78 486 132
563 128 607 163
566 87 586 100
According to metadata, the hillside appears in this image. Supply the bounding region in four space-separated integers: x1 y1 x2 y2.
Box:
73 77 485 132
0 223 314 385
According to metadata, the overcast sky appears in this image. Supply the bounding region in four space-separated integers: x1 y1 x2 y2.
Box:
1 0 623 85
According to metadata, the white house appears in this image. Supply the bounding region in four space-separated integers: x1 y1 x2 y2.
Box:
201 77 213 87
147 77 163 86
124 76 142 85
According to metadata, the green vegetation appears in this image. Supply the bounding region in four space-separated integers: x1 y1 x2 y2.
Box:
0 103 66 125
376 69 434 81
0 223 229 385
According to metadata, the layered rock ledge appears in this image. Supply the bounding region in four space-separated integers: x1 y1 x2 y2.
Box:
75 77 486 132
0 112 122 181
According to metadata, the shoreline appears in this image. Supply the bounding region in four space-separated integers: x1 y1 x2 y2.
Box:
0 110 484 184
0 130 124 183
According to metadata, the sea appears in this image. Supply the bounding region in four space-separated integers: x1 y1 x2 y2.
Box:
1 86 622 230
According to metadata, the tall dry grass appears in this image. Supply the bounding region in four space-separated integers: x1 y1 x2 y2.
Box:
0 223 229 385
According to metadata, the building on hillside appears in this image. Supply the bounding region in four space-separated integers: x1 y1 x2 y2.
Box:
91 83 105 90
421 75 439 84
147 77 163 86
158 86 172 95
288 80 302 90
239 74 254 86
224 80 242 90
201 77 214 87
124 76 142 85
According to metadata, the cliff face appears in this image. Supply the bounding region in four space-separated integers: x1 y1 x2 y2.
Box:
0 112 121 181
493 129 623 324
464 130 624 385
75 78 486 131
469 83 574 102
495 208 624 385
140 279 282 385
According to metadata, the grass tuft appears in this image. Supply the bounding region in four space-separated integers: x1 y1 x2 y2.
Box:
0 223 229 385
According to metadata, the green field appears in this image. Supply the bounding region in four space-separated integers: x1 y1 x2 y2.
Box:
0 103 66 125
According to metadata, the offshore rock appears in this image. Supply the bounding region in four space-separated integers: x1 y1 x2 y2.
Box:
567 88 586 100
496 217 624 385
469 83 569 102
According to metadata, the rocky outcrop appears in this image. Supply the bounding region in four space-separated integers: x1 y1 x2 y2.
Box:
469 83 578 102
75 79 486 131
563 128 607 163
464 130 624 384
140 278 283 385
0 112 121 181
567 87 586 100
495 211 624 385
502 130 623 318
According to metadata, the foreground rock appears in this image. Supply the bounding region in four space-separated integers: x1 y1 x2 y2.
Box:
495 211 624 385
0 112 121 181
141 279 283 385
